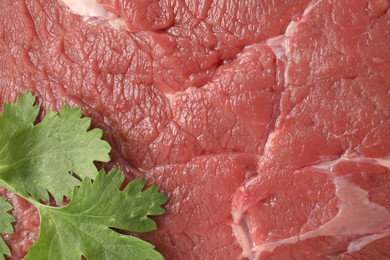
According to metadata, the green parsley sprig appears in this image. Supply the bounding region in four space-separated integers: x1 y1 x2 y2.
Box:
0 92 167 259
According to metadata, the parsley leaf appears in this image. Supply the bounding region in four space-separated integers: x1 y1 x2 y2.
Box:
26 169 167 260
0 92 167 259
0 91 39 145
0 92 111 202
0 197 15 260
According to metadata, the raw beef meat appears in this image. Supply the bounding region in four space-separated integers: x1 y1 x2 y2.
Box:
0 0 389 259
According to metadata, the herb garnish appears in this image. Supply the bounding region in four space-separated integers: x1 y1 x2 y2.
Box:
0 92 167 259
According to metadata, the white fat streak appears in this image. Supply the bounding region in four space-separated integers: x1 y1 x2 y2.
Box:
232 156 390 258
253 175 390 254
231 183 258 259
232 221 255 258
348 233 389 252
284 0 322 37
266 35 287 60
265 2 324 84
314 155 390 171
251 157 390 256
161 87 199 106
374 157 390 170
61 0 107 17
283 0 322 86
262 130 279 155
107 17 128 30
265 0 323 62
61 0 127 30
164 93 176 106
313 155 362 171
262 1 325 166
302 0 322 17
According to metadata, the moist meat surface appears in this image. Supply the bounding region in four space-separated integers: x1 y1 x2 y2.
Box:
0 0 389 259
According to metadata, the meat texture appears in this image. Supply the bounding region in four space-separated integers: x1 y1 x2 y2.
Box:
0 0 389 259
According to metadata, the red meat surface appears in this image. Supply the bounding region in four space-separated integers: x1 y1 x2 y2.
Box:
0 0 389 259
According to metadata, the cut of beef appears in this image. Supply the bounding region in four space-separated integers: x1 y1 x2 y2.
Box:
0 0 389 259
